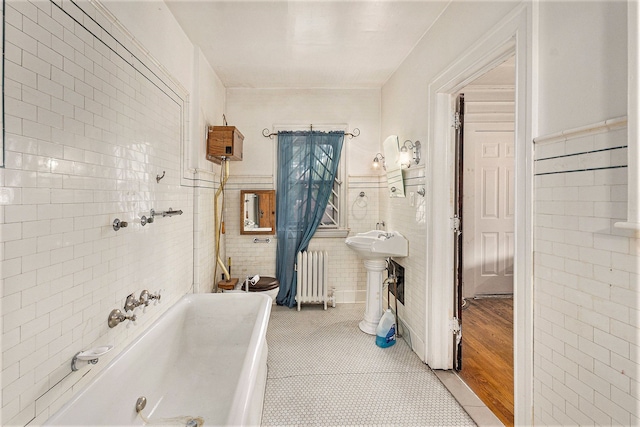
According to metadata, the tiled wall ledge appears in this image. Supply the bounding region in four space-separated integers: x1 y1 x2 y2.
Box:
225 175 274 191
532 116 627 145
533 116 639 232
615 219 640 231
623 1 640 231
225 174 386 191
185 168 219 190
348 175 385 186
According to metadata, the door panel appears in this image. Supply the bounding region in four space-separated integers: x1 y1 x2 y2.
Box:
474 130 515 295
506 167 515 218
482 167 499 219
505 232 515 276
481 232 500 275
483 143 500 158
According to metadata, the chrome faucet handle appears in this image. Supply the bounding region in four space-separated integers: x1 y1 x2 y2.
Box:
113 218 128 231
149 290 161 303
124 293 140 312
108 309 137 328
139 290 151 306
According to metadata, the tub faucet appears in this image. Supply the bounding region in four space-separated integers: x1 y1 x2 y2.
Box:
149 291 161 302
140 289 162 305
139 290 151 307
108 309 136 328
124 293 141 312
376 221 385 230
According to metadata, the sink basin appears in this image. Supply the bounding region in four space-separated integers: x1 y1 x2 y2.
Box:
345 230 408 259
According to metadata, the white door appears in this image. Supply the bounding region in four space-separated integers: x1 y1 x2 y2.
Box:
464 122 515 295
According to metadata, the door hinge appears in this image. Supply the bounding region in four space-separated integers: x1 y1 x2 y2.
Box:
451 215 461 232
453 112 462 130
450 317 461 334
450 317 462 346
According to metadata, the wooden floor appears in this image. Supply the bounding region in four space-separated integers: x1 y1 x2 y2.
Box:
458 297 514 427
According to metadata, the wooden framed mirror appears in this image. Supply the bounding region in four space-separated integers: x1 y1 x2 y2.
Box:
240 190 276 235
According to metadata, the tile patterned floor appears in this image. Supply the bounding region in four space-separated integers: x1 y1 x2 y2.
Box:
262 303 476 426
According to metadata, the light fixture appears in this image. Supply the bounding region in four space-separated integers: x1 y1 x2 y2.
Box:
400 140 421 168
372 153 386 170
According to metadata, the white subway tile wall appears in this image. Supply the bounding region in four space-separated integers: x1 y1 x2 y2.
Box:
1 1 198 425
194 185 217 293
379 167 428 358
533 127 640 425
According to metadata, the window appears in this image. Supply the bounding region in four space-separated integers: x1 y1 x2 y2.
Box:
319 176 341 228
273 124 349 237
316 133 347 236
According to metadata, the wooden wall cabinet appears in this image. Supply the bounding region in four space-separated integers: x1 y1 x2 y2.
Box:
207 126 244 163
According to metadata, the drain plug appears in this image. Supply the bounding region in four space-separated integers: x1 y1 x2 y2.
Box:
135 396 147 413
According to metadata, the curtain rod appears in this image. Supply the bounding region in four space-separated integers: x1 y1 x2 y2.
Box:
262 126 360 139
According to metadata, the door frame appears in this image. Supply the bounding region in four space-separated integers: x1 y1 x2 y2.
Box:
453 93 464 371
424 4 534 426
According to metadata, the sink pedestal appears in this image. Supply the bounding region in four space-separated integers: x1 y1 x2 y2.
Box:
344 230 407 335
359 259 387 335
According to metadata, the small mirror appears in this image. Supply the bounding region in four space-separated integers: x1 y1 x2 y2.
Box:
382 135 405 198
240 190 276 235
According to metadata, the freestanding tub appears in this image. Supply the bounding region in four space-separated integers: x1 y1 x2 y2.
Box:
44 293 272 426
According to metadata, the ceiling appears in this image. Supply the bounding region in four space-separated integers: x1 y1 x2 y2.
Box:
470 56 515 86
164 0 451 89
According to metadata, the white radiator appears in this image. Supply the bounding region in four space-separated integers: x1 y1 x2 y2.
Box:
295 250 335 311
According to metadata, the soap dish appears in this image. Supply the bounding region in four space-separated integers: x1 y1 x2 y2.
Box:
72 345 113 371
76 345 113 360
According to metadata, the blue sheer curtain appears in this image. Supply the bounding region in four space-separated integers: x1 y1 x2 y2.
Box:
275 131 344 307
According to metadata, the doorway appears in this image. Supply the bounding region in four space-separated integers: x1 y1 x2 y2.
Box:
453 57 515 426
425 7 534 425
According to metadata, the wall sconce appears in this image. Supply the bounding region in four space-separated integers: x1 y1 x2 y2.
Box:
372 153 386 170
400 140 421 168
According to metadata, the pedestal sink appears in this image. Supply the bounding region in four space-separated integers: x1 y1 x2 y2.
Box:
345 230 408 334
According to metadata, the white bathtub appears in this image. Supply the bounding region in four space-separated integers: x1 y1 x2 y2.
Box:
44 293 272 426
